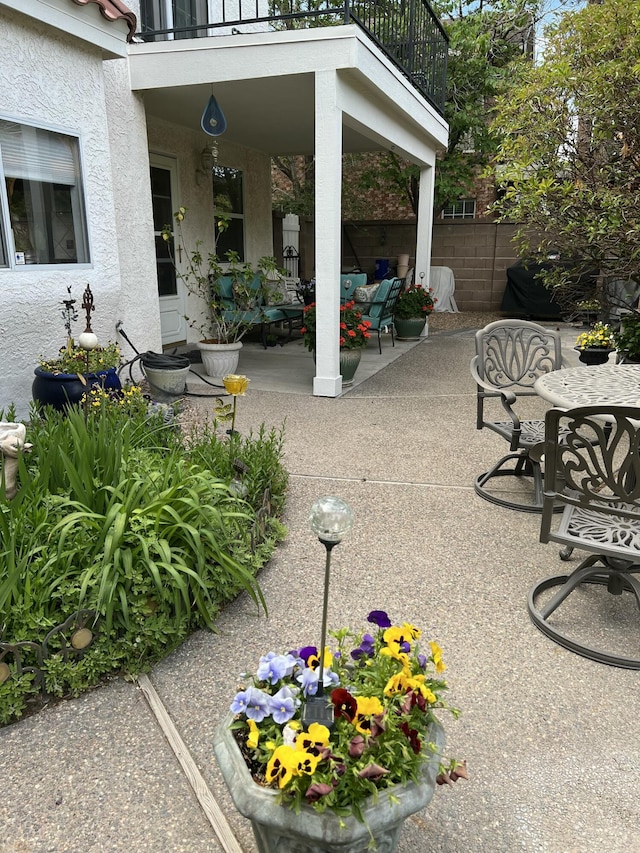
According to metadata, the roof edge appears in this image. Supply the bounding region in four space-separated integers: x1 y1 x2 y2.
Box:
71 0 136 42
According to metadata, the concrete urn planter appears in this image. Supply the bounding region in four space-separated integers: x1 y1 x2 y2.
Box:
213 712 445 853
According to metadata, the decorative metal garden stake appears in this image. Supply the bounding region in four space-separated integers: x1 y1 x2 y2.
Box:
78 283 99 420
302 496 354 731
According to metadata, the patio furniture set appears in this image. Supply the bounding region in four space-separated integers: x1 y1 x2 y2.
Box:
246 274 408 353
471 319 640 671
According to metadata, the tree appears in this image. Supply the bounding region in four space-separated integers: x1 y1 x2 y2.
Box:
354 0 546 214
491 0 640 304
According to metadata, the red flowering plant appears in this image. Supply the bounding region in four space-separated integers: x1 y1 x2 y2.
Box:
393 284 436 320
300 301 372 352
227 610 465 821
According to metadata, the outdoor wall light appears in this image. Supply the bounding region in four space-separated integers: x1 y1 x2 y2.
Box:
302 496 354 731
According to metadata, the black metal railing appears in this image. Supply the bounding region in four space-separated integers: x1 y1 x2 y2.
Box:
137 0 448 114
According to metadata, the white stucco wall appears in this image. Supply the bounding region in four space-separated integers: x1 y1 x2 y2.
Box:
102 59 162 367
146 116 274 344
0 9 127 416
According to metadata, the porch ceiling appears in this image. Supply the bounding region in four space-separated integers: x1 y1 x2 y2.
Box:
142 76 387 156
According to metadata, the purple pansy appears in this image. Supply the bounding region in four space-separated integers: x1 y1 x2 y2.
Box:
367 610 392 628
257 652 296 685
242 686 271 722
351 633 375 660
268 685 298 724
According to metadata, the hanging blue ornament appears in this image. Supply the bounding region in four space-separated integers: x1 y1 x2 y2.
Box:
201 94 227 137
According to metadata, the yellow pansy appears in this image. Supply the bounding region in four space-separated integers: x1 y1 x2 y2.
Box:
294 749 321 777
266 744 299 789
354 696 384 734
296 722 330 753
246 720 259 750
430 641 446 674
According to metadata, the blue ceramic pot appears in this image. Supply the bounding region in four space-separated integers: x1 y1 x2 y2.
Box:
32 366 121 411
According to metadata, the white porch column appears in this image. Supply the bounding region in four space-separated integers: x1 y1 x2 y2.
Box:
415 162 435 289
313 69 342 397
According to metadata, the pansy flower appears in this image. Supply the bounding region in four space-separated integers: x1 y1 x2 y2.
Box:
268 685 298 724
350 633 375 660
266 745 299 789
367 610 392 628
354 695 384 735
331 687 357 721
429 641 446 674
296 722 331 754
257 652 296 685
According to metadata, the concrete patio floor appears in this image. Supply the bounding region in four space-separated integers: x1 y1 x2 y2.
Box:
1 317 638 853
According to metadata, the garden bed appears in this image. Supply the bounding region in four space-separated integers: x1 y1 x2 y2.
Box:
0 387 288 726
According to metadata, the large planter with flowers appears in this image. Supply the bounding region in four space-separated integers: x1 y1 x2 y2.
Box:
214 711 445 853
214 609 462 853
393 283 435 341
393 316 428 340
301 301 371 386
32 366 121 411
575 347 614 365
574 322 615 366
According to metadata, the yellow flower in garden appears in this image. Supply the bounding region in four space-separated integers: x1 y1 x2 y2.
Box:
382 623 421 657
294 749 321 777
430 641 446 674
266 745 299 789
246 719 260 750
223 374 250 396
406 673 437 704
354 695 384 734
384 667 413 696
296 723 330 753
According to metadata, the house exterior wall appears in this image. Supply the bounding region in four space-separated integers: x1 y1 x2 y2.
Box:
0 8 136 415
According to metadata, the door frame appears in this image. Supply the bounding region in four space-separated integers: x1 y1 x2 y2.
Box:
149 153 187 347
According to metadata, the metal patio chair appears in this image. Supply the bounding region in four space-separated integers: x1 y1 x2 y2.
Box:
471 319 564 512
528 405 640 669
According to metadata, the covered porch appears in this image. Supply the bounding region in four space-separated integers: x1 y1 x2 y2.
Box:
128 22 448 397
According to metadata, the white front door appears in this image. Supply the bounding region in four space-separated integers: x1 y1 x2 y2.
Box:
150 155 187 346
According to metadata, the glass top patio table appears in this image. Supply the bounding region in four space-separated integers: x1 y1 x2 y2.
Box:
535 363 640 408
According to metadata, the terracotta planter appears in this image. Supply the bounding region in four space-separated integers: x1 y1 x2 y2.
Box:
32 367 121 411
197 340 242 378
394 316 427 340
340 348 362 385
213 712 445 853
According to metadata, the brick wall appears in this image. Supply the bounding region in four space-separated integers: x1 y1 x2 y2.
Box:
341 219 520 311
273 213 521 311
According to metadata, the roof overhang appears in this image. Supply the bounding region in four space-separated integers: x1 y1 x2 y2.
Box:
2 0 132 58
129 26 449 160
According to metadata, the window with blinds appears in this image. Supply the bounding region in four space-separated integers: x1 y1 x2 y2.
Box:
0 120 90 267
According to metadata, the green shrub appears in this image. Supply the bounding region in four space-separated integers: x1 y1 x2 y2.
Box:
0 389 287 725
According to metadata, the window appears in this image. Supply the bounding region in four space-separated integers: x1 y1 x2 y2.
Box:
0 120 89 267
150 166 177 297
441 199 476 220
213 166 245 260
140 0 208 39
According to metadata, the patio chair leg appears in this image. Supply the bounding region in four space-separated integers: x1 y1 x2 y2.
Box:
528 557 640 669
474 451 549 513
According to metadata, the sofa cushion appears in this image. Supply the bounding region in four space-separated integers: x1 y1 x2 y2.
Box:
354 283 379 303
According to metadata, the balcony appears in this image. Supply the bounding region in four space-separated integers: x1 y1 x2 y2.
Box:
137 0 448 115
